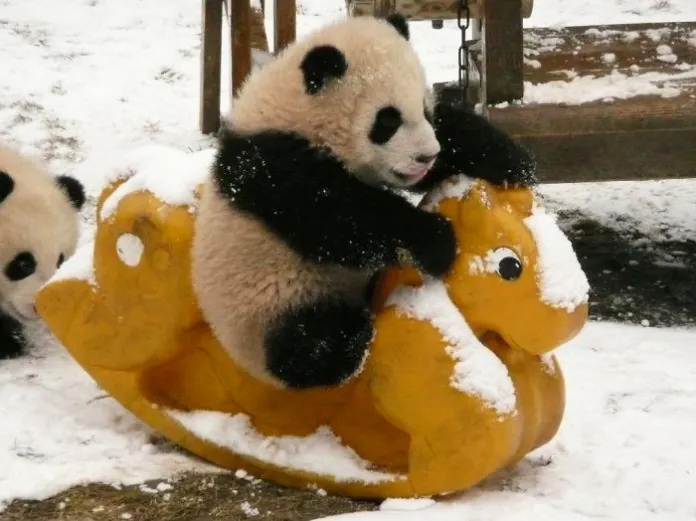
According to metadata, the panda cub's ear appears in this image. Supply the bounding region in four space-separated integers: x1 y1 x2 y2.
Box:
56 175 86 210
300 45 347 95
0 171 14 205
386 13 409 41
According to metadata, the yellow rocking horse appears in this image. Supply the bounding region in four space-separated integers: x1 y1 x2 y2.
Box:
36 147 589 499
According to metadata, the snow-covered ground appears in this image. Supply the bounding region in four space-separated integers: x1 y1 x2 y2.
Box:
1 0 695 518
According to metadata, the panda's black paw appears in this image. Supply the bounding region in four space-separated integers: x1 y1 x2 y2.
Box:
265 298 373 389
406 213 457 278
0 312 27 360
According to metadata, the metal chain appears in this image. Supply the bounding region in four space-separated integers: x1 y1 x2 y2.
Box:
457 0 483 110
457 0 471 104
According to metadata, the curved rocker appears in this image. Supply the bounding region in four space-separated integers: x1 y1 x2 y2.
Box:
36 148 589 499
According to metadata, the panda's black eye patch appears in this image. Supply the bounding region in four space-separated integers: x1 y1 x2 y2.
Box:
369 106 403 145
57 253 65 268
0 171 15 205
5 252 37 281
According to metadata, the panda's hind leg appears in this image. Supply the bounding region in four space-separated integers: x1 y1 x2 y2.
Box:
264 298 373 389
0 311 26 359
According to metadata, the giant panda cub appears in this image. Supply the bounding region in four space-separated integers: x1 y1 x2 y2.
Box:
193 14 535 389
0 146 85 359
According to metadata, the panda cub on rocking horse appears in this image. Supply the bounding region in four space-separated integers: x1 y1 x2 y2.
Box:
192 14 536 389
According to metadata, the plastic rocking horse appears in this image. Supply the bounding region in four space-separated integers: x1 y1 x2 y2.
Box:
36 146 589 499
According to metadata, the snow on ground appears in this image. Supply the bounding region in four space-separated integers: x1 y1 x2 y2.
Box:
1 0 695 516
0 326 217 510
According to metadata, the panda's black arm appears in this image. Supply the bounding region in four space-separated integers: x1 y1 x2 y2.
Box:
413 102 537 192
0 311 26 359
214 129 455 276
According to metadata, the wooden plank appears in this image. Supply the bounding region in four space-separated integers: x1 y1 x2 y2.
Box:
230 0 252 101
200 0 224 135
274 0 296 54
516 129 696 183
489 93 696 182
346 0 535 20
483 0 524 104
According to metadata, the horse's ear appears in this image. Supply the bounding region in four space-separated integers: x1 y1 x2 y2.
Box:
495 186 535 216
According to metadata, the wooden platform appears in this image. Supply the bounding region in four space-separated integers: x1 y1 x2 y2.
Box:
489 21 696 183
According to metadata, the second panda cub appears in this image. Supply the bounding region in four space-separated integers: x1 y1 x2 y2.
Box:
0 146 85 359
193 14 535 389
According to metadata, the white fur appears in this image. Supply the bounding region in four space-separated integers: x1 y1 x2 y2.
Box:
0 146 80 322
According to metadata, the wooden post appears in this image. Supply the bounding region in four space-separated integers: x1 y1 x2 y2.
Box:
200 0 224 134
482 0 523 104
230 0 252 104
274 0 296 54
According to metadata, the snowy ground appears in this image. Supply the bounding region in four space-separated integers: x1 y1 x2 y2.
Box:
1 0 695 519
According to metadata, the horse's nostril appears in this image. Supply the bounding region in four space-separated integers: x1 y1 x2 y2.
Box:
415 154 437 164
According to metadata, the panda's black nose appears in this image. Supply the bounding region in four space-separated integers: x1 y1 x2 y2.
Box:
415 154 437 164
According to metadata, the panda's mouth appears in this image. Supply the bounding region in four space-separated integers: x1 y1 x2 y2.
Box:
391 166 429 184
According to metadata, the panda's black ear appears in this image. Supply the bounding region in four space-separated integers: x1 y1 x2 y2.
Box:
386 13 409 40
0 171 14 205
56 175 86 210
300 45 347 95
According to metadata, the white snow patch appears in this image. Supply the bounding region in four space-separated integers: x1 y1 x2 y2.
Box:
48 240 96 286
537 178 696 243
100 146 215 221
115 234 144 267
380 498 436 511
524 57 542 69
167 410 399 484
539 353 556 375
241 501 260 517
420 174 475 211
657 44 673 55
523 68 695 105
600 52 616 64
523 205 589 312
386 280 516 415
688 38 696 48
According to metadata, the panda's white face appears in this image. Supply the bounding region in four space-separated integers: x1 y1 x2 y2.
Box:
353 101 440 188
0 235 74 321
0 149 83 323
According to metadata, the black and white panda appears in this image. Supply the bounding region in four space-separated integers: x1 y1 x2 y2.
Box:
0 146 85 359
193 14 535 389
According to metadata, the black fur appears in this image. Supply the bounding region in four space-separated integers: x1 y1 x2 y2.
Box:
265 297 372 388
300 45 348 95
369 106 403 145
414 102 537 191
0 171 14 204
4 251 37 281
56 175 86 210
215 128 456 277
0 311 26 359
386 13 409 40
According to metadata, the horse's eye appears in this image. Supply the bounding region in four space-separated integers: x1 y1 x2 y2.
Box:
491 247 522 281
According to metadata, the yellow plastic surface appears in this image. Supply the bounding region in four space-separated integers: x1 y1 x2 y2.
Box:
36 178 587 499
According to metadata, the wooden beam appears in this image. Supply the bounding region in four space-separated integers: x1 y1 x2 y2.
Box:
483 0 524 104
274 0 296 54
230 0 252 103
516 129 696 183
200 0 223 134
490 93 696 182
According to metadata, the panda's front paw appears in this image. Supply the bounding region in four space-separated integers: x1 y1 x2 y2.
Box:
406 214 457 278
0 313 27 359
